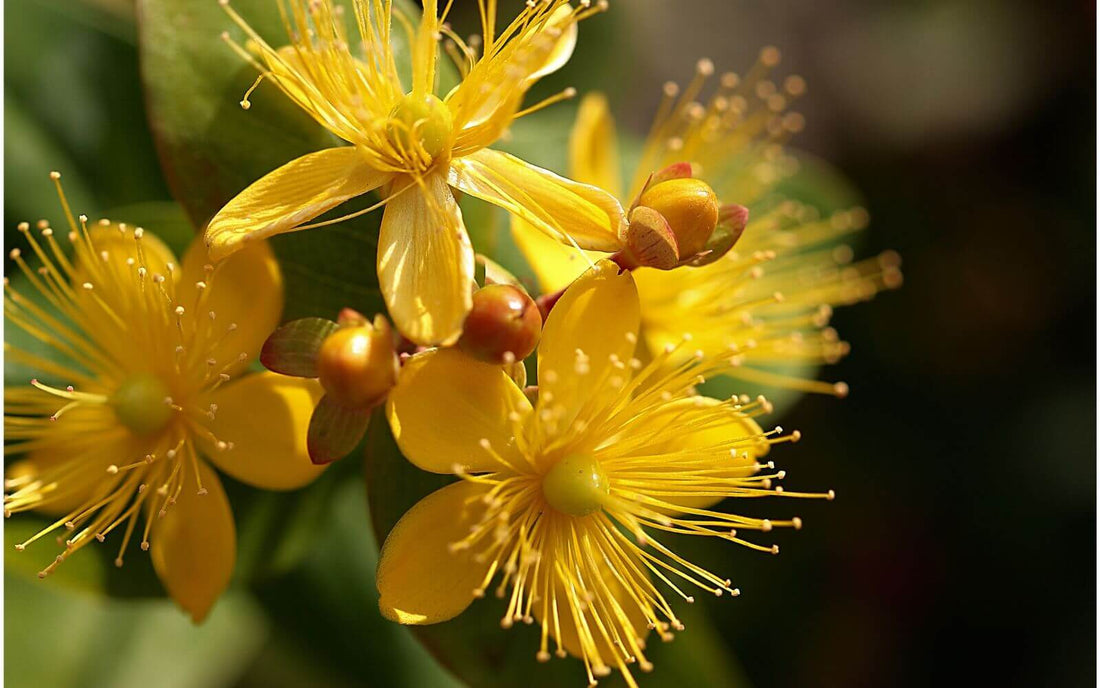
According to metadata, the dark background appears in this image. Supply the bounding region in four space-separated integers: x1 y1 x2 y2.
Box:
5 0 1096 686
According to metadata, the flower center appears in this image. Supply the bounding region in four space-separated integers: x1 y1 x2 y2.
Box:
111 373 173 436
387 93 453 163
541 454 609 517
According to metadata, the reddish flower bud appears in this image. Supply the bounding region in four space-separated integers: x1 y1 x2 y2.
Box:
637 177 720 258
459 284 542 364
316 316 398 409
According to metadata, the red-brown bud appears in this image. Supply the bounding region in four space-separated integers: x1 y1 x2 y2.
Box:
458 284 542 364
316 316 398 409
637 177 720 258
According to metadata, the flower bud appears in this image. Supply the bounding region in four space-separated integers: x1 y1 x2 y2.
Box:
458 284 542 364
316 316 399 409
637 177 720 258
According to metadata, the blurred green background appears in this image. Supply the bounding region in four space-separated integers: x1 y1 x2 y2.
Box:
4 0 1095 687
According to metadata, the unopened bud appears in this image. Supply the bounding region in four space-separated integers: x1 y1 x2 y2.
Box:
458 285 542 364
316 317 398 409
637 177 720 258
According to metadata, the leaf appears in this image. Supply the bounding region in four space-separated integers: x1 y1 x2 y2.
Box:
261 317 339 377
307 396 371 465
364 413 753 688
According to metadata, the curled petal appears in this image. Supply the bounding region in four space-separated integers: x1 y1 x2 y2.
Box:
204 147 392 260
450 150 625 252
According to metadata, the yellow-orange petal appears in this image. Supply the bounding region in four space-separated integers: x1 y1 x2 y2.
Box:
204 147 392 260
385 348 531 475
376 480 493 624
177 236 283 379
569 92 622 198
202 372 325 491
377 174 474 346
150 460 235 623
538 260 640 426
449 149 625 252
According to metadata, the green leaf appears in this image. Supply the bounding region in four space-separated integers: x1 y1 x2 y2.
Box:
364 413 753 688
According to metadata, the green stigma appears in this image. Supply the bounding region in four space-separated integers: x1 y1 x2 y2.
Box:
111 373 173 436
388 93 453 161
542 454 610 517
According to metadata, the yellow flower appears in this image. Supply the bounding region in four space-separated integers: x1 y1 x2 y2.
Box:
209 0 626 346
378 260 828 687
4 176 323 622
513 48 902 396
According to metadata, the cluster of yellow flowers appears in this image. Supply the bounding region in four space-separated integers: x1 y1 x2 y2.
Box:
4 1 900 685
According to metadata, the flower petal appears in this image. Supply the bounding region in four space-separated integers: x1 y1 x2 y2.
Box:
377 174 474 346
449 6 579 150
150 460 234 623
376 480 493 624
510 216 602 294
449 149 625 252
385 348 531 474
569 92 622 198
526 5 578 84
177 236 283 378
538 260 640 426
203 373 325 490
204 147 392 260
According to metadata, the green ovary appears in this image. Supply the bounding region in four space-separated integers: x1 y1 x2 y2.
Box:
111 373 173 436
541 454 610 517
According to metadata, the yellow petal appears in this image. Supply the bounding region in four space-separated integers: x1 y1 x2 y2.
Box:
377 174 474 346
538 260 640 425
449 149 625 252
641 397 767 510
510 216 602 294
569 92 622 198
449 7 579 150
376 480 493 624
204 147 392 260
177 236 283 378
150 460 235 623
385 348 531 474
526 5 578 84
202 372 325 490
